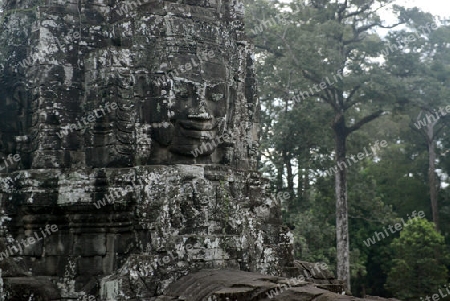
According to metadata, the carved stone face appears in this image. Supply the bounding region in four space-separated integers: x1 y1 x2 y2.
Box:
0 0 256 169
158 81 228 156
145 47 233 161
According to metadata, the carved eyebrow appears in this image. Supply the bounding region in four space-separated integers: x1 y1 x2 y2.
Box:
210 93 224 102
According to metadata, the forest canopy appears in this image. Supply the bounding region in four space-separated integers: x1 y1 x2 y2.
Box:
244 0 450 298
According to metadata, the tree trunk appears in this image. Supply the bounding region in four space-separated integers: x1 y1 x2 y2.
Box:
333 115 351 292
298 160 303 198
285 154 295 200
303 169 310 203
427 123 439 230
276 154 284 192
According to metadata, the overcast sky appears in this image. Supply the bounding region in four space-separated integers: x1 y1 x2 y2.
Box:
277 0 450 20
395 0 450 18
374 0 449 36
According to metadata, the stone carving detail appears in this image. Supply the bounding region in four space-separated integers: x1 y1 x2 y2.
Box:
0 0 285 300
0 0 259 170
0 1 406 300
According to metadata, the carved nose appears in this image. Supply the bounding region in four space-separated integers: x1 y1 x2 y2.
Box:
188 100 212 120
199 100 208 114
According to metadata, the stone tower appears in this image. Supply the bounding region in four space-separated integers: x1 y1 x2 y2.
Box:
0 0 293 299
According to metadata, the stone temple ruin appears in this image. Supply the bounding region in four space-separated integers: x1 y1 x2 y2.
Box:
0 0 398 300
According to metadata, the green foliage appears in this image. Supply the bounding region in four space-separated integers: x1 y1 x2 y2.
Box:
385 219 449 300
289 176 337 271
244 0 450 297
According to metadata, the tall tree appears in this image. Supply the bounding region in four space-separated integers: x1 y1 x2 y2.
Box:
245 0 418 291
384 20 450 230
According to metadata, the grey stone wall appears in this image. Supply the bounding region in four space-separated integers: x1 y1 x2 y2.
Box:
0 0 259 170
0 0 292 300
1 165 291 299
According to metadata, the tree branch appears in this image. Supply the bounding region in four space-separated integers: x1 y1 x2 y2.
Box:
378 22 404 29
301 69 323 84
343 0 374 19
344 85 362 110
321 92 339 112
253 43 285 57
338 0 348 21
275 33 301 66
347 110 384 134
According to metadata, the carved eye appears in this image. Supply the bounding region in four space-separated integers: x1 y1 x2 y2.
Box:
176 86 190 98
211 93 224 102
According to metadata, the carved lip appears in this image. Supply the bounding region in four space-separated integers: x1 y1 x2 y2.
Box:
178 119 215 131
187 113 212 120
179 126 215 139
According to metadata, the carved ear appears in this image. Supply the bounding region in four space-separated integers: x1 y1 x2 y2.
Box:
39 111 48 123
216 117 226 136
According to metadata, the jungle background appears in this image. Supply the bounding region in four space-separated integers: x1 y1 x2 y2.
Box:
244 0 450 299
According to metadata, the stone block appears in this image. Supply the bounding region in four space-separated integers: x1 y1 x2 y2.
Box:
77 256 103 276
45 232 72 256
73 234 106 256
32 256 64 276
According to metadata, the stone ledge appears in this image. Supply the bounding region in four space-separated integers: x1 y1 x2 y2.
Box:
151 269 400 301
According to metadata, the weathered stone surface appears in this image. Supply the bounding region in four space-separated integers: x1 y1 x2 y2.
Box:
3 277 60 301
0 0 280 289
0 164 289 299
292 260 346 293
0 0 399 300
0 0 266 296
154 269 400 301
0 0 259 170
